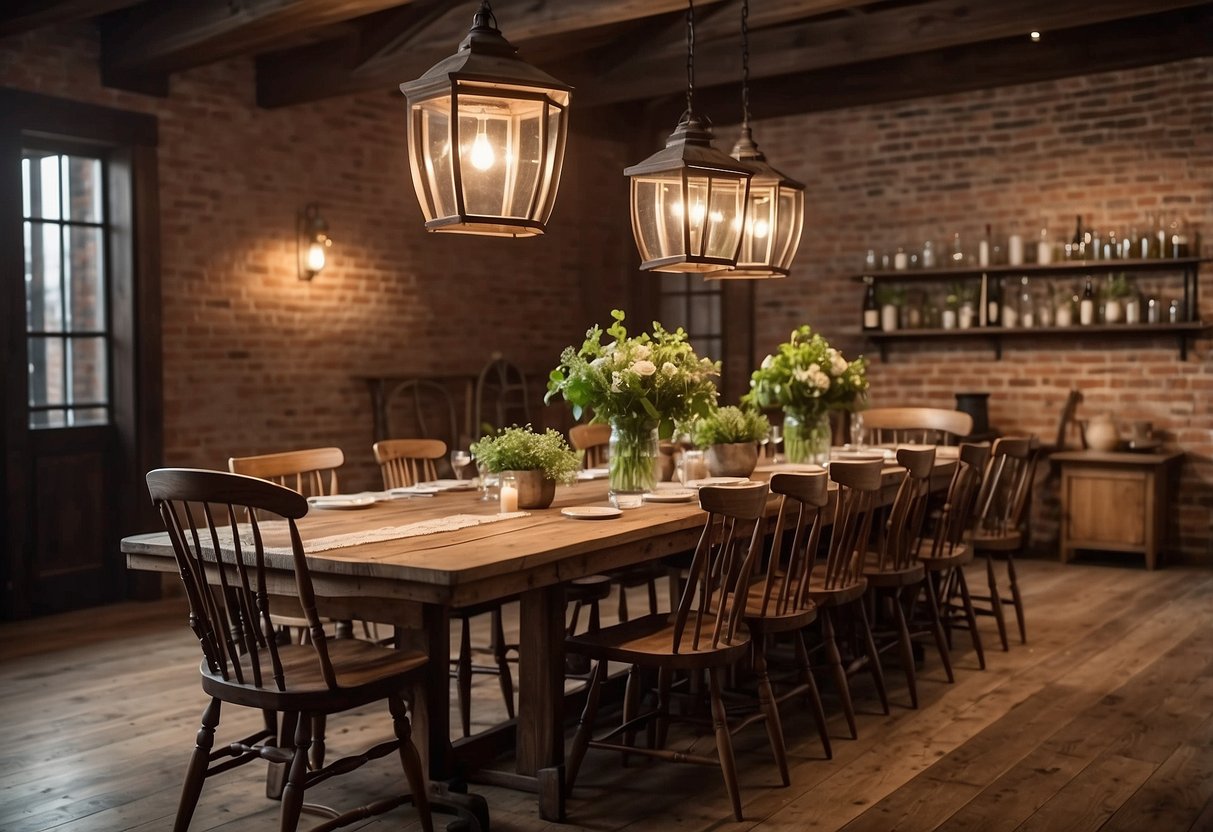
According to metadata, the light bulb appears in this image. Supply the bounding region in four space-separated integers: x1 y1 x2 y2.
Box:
709 210 723 224
470 123 495 171
753 219 770 239
689 203 706 224
670 200 684 218
306 241 326 273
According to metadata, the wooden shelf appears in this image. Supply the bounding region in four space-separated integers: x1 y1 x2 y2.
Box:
854 257 1204 283
864 321 1211 361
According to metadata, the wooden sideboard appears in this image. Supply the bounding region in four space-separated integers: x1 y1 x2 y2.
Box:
1053 449 1183 569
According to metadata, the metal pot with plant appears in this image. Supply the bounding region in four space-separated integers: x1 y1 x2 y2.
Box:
469 426 580 509
692 406 771 478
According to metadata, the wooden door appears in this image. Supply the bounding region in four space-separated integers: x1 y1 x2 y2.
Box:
0 91 162 619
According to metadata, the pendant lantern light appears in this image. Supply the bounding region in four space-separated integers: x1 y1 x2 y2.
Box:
400 1 572 237
706 0 805 280
625 0 752 273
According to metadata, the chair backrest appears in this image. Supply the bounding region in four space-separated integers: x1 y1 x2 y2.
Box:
819 458 884 591
373 438 446 489
385 378 461 451
146 468 339 692
760 471 830 616
925 442 991 558
227 447 344 497
1053 389 1083 450
672 482 770 654
975 436 1038 538
862 407 973 446
473 356 530 439
873 446 937 572
569 423 612 468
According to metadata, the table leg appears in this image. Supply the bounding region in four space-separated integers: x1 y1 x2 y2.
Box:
517 584 566 821
397 604 453 780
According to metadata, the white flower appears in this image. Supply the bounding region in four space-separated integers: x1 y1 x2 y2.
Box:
590 356 608 371
633 344 652 361
793 368 811 383
631 360 657 377
610 371 623 393
831 355 848 375
661 361 678 377
761 354 774 369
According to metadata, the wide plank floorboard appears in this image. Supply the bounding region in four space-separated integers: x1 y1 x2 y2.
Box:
2 560 1212 831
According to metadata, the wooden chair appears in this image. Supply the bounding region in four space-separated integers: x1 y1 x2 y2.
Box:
863 446 955 709
731 471 833 766
861 407 974 445
473 356 530 438
971 436 1038 650
373 438 445 488
805 458 889 737
384 378 463 453
569 423 611 469
227 447 344 497
565 483 769 822
917 443 991 670
145 468 432 832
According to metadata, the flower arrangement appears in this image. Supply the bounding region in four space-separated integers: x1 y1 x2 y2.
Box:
692 406 770 447
470 426 580 485
545 309 720 436
547 310 719 500
744 326 868 464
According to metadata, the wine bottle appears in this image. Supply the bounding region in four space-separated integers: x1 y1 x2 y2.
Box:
986 277 1002 327
1071 214 1083 260
862 276 880 331
979 223 991 267
1080 277 1095 326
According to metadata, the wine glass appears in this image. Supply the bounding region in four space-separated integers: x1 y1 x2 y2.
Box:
450 449 472 480
768 425 783 464
850 412 866 450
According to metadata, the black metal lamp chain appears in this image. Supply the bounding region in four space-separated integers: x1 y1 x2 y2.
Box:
686 0 696 116
741 0 751 127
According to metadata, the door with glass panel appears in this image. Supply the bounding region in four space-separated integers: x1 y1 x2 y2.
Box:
16 145 118 613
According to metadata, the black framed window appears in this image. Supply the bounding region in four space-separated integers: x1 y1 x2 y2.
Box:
656 276 723 362
22 147 110 429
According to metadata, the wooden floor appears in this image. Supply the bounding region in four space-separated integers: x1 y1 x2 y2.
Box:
3 558 1213 831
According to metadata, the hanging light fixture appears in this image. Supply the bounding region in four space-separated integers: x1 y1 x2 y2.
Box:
625 0 752 273
706 0 804 280
399 1 572 237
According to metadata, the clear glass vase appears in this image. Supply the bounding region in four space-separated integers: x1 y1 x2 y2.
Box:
608 420 659 509
783 410 831 466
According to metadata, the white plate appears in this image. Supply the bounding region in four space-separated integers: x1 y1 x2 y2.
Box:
642 489 696 503
685 476 749 489
417 479 477 491
754 463 824 473
830 450 889 462
307 494 376 510
577 467 610 480
389 485 441 496
561 506 623 520
934 446 960 459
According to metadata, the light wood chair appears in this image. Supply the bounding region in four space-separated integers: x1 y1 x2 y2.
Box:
917 443 991 670
565 483 769 822
569 423 611 469
861 407 974 445
373 438 445 488
971 436 1038 650
145 468 432 832
805 458 889 737
863 446 955 709
227 447 344 497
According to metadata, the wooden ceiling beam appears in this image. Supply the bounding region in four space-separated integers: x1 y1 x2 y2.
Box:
99 0 414 81
578 0 1211 106
255 0 730 108
678 5 1213 124
0 0 141 37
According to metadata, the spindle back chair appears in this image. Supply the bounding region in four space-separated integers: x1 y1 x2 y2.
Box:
227 447 343 498
569 423 611 468
862 407 973 446
373 438 446 489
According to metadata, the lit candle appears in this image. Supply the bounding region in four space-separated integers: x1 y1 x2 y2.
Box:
499 474 519 513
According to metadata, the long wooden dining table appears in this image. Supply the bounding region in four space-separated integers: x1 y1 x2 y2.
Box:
121 454 957 823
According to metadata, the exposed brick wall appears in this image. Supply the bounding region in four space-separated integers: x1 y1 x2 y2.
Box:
745 58 1213 560
1 24 632 491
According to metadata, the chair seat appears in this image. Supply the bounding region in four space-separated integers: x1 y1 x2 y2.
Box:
916 540 972 569
862 554 925 588
202 639 427 712
566 612 751 670
973 529 1023 552
805 566 868 607
737 581 818 634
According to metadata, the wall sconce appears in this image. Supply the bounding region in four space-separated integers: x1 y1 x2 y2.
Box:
297 203 331 280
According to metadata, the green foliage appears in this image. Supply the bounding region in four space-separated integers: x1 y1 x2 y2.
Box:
743 325 869 421
1104 273 1133 299
875 285 906 306
692 406 770 446
470 426 581 485
545 309 720 439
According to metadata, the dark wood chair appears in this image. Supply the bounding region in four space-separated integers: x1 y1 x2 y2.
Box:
917 442 991 670
863 446 955 709
145 468 432 832
805 458 889 737
731 471 834 766
373 438 445 488
971 435 1038 650
564 483 769 822
861 407 974 445
384 378 464 455
473 356 530 438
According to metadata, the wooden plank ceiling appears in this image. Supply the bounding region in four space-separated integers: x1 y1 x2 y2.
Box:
3 0 1211 118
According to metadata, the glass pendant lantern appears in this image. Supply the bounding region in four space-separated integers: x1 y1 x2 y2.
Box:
625 0 751 273
707 0 804 279
400 2 572 237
